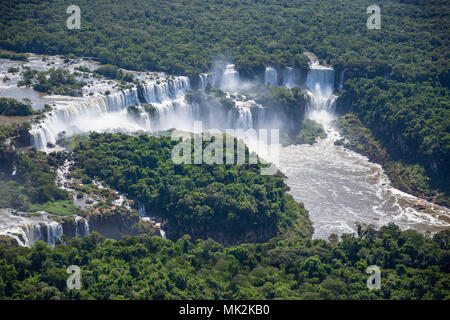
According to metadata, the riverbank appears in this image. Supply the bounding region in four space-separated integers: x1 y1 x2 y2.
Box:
335 113 449 209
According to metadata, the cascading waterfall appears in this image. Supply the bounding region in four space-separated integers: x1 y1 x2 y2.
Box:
1 212 89 248
46 222 63 247
29 58 309 152
16 221 63 247
227 102 255 130
283 67 295 87
21 223 43 247
304 60 337 116
75 216 90 238
30 77 190 151
198 73 213 90
221 64 239 90
264 66 278 86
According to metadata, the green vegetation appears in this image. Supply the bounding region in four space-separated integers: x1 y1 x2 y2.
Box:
0 126 70 212
336 114 449 207
7 66 19 73
95 64 134 82
185 86 236 115
0 225 448 299
283 119 327 146
17 67 84 96
0 51 28 61
0 97 35 116
31 68 84 96
30 200 77 216
1 0 447 82
68 132 312 244
253 86 307 115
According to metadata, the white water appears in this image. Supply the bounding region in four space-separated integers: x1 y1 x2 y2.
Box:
46 221 63 247
264 66 278 86
138 203 167 238
0 209 72 247
220 64 240 90
283 67 295 87
137 202 147 218
30 77 190 151
199 73 213 90
278 58 450 239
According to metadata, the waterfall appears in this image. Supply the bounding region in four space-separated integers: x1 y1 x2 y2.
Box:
84 219 90 235
30 77 190 151
0 208 68 248
198 73 212 90
46 222 63 247
304 60 337 117
305 90 338 114
138 202 147 217
75 216 90 238
221 64 239 90
28 55 335 152
305 62 334 96
264 66 278 86
228 105 254 129
21 223 43 247
283 67 295 87
338 69 346 91
12 221 63 247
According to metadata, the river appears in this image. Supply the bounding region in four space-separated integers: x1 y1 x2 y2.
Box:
279 109 450 239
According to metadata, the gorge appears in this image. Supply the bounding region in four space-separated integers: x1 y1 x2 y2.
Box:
0 52 449 246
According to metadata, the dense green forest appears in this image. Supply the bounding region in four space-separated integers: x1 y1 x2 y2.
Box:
336 78 449 205
66 132 312 244
0 225 448 299
336 113 450 207
0 98 34 116
1 0 447 82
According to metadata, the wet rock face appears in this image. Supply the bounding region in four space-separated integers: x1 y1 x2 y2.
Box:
0 235 19 247
87 208 140 240
294 68 308 87
334 90 355 115
61 218 76 239
165 221 278 247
